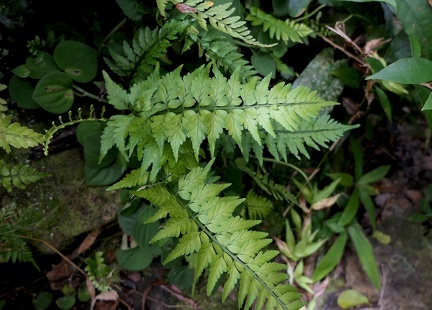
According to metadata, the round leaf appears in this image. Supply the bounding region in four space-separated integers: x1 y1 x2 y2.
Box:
32 71 74 114
33 292 54 310
337 289 369 309
55 296 76 310
78 281 91 302
85 155 126 186
251 52 276 78
11 64 31 78
76 121 103 146
8 75 40 109
26 52 60 79
116 246 154 270
54 41 98 83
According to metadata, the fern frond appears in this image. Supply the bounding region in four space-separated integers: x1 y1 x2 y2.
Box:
246 7 313 44
0 114 44 153
236 158 297 205
195 30 257 81
106 167 150 191
0 160 49 192
0 203 43 267
244 190 273 220
103 64 354 179
105 20 188 80
134 161 304 309
0 234 35 265
263 114 353 161
169 0 274 47
43 105 106 155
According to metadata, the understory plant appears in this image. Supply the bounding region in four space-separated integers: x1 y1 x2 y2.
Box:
8 0 426 308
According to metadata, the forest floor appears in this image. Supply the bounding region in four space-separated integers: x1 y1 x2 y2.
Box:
1 106 432 310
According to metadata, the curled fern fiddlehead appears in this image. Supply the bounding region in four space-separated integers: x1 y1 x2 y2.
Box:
43 105 106 155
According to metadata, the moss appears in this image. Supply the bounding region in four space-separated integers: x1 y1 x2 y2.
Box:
1 147 121 252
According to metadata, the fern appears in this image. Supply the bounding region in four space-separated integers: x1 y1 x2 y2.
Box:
105 20 188 80
135 160 305 309
0 203 41 267
243 190 273 220
160 0 275 47
236 158 297 205
0 160 49 192
246 7 313 44
43 105 106 155
0 114 44 154
102 64 355 180
190 30 257 81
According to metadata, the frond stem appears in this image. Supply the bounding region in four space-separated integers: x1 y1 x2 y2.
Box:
293 4 326 23
72 85 109 104
261 157 310 184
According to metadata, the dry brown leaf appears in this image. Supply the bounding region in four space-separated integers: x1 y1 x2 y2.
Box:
47 260 73 289
363 38 391 56
72 227 101 259
91 290 119 310
311 193 342 210
342 97 360 115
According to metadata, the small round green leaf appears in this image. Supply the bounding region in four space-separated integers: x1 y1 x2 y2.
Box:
33 292 54 310
55 295 76 310
337 289 369 309
251 52 276 78
33 71 74 114
26 52 60 79
76 121 103 146
116 246 154 270
78 281 91 302
54 41 98 83
8 75 40 109
85 155 126 186
11 64 31 78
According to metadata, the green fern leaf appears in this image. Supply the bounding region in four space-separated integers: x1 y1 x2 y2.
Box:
236 158 297 205
0 114 44 153
195 31 257 80
0 160 49 192
246 7 312 44
106 20 187 79
244 190 273 220
172 0 274 48
138 162 304 309
106 167 149 190
103 64 353 179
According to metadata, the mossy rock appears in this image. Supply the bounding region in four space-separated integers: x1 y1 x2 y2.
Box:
1 147 121 253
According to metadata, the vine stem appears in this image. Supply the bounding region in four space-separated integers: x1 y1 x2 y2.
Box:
293 4 326 23
72 85 108 103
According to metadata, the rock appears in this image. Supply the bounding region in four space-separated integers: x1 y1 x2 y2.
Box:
1 148 121 252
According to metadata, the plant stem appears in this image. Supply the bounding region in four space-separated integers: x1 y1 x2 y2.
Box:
98 18 127 55
72 85 108 103
261 157 310 184
18 235 87 277
293 4 326 22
